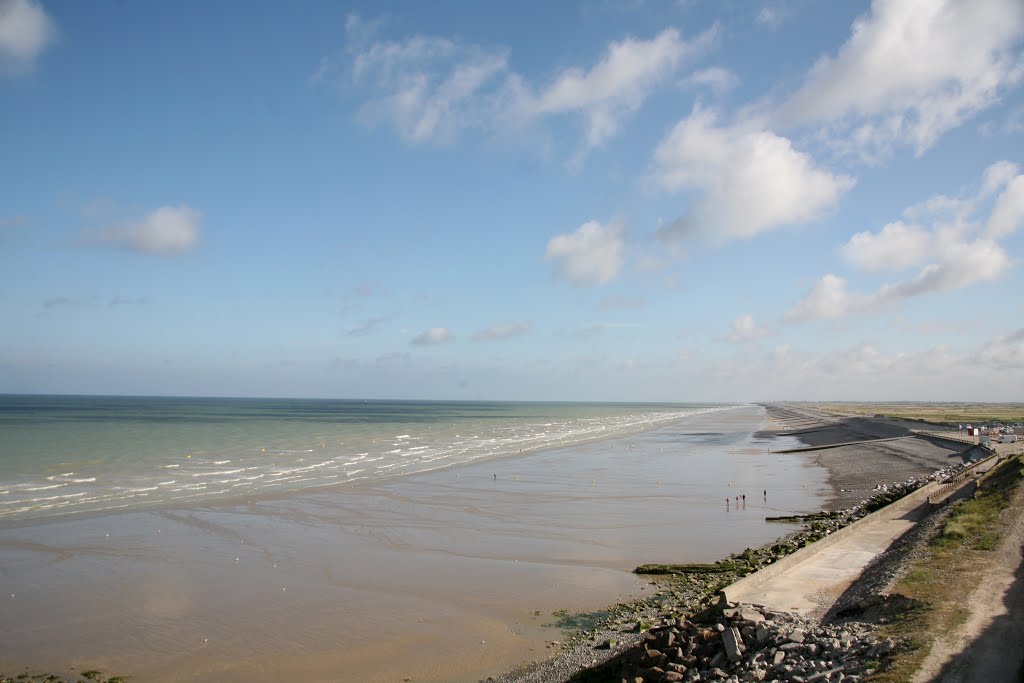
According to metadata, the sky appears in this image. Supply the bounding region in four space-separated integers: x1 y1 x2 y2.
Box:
1 0 1023 402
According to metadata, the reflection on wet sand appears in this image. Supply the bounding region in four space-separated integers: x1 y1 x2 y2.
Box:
0 406 828 682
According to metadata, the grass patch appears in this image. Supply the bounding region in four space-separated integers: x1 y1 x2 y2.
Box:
900 568 932 587
869 454 1023 682
804 402 1024 425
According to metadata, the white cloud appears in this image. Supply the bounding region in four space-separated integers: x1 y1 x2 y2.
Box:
351 32 508 144
986 175 1024 238
680 66 738 93
0 0 54 76
780 0 1024 158
875 239 1010 299
727 314 767 342
792 160 1020 322
328 19 713 159
698 331 1024 400
519 27 714 155
981 161 1020 197
795 239 1010 322
790 238 1010 322
975 328 1024 369
546 220 624 286
472 321 532 341
786 274 861 321
840 221 932 272
653 107 854 242
411 327 453 345
87 205 202 256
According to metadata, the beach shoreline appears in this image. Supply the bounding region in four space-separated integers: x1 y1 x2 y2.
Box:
1 404 968 683
1 404 830 682
491 405 976 682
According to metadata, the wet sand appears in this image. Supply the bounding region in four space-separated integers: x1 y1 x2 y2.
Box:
0 405 832 682
761 404 972 509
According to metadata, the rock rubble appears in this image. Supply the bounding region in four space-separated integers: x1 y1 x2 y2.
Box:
597 603 895 683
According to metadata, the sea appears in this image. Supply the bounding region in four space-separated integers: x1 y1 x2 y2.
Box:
0 395 731 523
1 396 831 681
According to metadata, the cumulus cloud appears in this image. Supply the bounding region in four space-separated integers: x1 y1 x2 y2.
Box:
727 314 767 341
791 238 1010 322
411 327 453 345
471 321 531 341
779 0 1024 159
545 220 624 286
876 239 1009 298
791 160 1020 322
85 205 202 256
986 175 1024 238
0 0 54 76
653 107 854 242
785 274 861 321
840 221 932 272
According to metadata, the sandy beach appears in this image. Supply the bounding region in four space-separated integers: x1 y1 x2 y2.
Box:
1 405 836 682
1 404 972 682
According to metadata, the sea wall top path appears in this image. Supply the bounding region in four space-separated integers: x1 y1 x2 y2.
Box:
721 452 999 616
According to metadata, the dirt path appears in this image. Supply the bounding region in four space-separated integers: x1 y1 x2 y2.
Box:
914 485 1024 682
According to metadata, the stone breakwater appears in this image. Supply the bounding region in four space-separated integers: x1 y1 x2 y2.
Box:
595 603 895 683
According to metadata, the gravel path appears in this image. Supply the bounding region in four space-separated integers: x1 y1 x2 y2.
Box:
915 482 1024 682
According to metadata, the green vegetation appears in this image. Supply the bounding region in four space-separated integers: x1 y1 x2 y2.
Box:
634 561 741 575
0 673 126 683
807 402 1024 426
870 454 1023 682
545 608 614 632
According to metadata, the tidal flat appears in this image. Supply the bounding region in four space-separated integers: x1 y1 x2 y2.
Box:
1 405 834 682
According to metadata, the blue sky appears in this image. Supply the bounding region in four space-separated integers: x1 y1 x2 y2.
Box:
1 0 1023 402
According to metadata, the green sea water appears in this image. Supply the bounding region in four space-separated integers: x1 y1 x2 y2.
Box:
0 395 733 521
